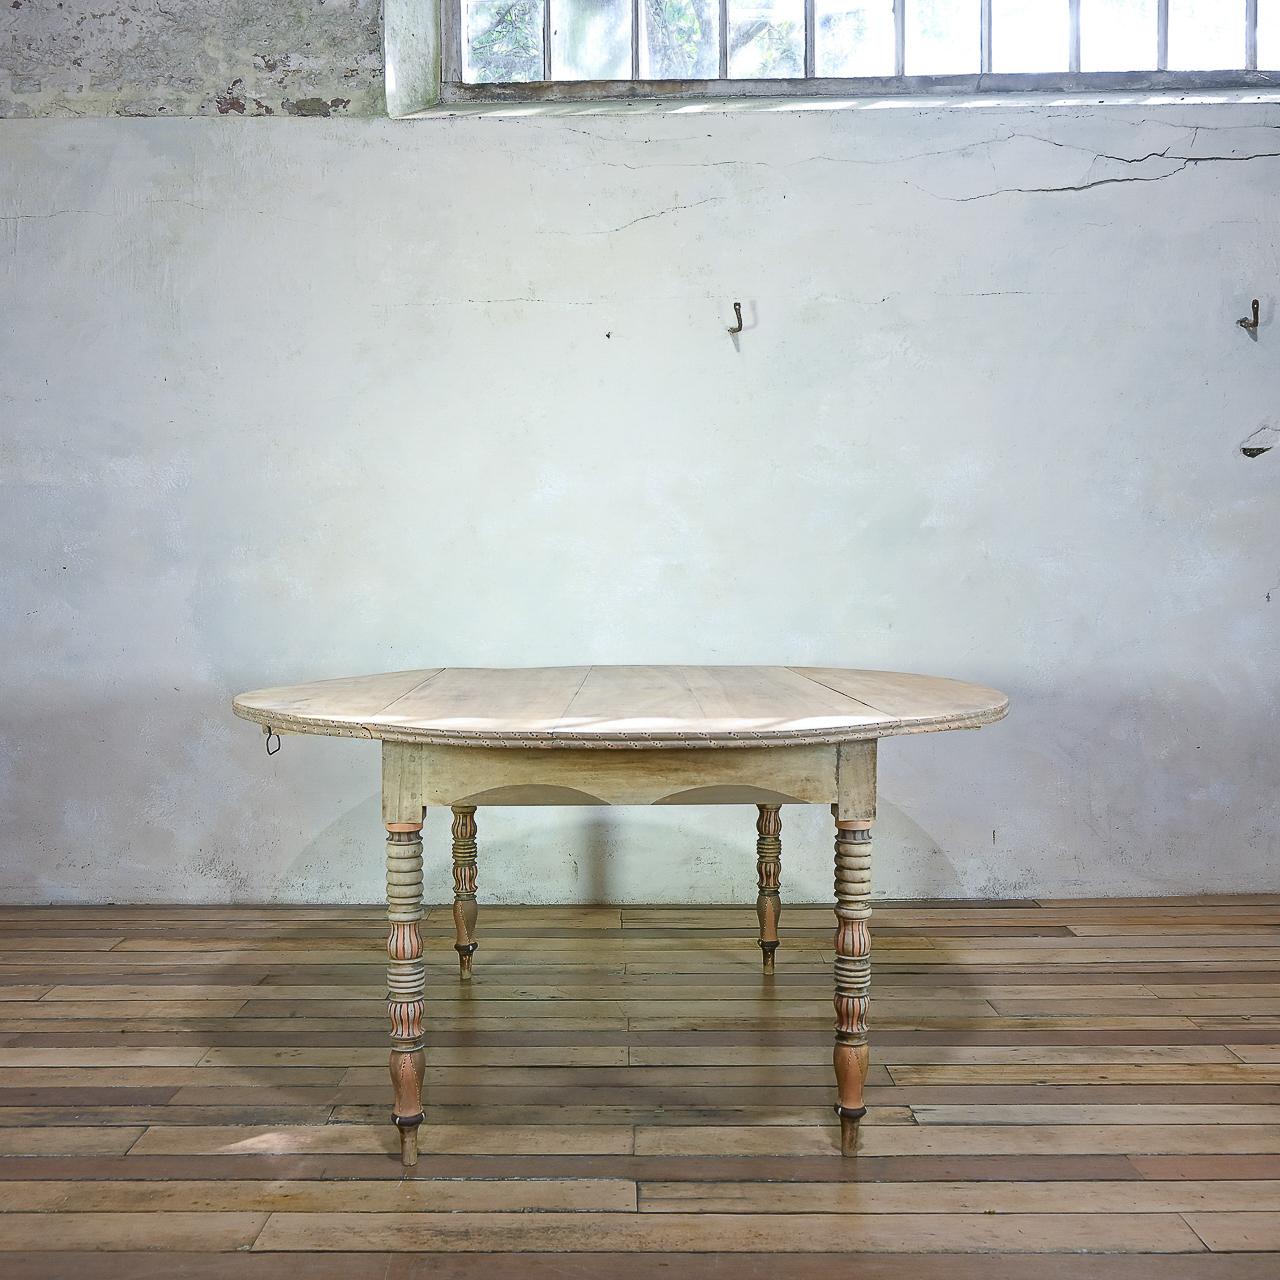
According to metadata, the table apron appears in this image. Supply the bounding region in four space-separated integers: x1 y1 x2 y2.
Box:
381 741 863 815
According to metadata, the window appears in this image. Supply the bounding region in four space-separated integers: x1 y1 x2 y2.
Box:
406 0 1279 107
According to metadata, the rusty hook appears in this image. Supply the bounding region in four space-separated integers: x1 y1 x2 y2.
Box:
1238 298 1260 335
727 301 743 335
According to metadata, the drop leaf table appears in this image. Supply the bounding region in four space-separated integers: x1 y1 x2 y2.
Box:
233 664 1008 1164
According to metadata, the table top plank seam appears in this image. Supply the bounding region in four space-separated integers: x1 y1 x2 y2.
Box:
786 667 890 717
375 668 450 718
553 665 598 735
674 666 710 722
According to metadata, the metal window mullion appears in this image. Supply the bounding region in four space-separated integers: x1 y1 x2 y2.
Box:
1157 0 1168 71
980 0 992 74
894 0 905 76
544 0 553 78
632 0 641 77
805 0 815 77
719 0 729 77
1247 0 1258 70
1068 0 1080 72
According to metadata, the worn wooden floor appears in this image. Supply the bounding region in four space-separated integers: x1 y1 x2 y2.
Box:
0 898 1278 1277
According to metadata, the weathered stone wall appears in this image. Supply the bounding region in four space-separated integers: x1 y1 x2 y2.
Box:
0 0 384 117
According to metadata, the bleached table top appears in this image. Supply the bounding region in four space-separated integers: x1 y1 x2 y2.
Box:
232 665 1008 749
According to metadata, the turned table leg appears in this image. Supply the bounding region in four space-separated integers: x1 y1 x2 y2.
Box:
451 805 479 980
386 820 426 1167
833 810 872 1156
755 804 782 973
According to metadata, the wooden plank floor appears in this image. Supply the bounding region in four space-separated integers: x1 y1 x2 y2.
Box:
0 898 1278 1278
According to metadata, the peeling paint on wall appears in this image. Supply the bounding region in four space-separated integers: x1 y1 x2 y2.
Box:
0 0 384 117
282 95 351 117
1241 425 1278 458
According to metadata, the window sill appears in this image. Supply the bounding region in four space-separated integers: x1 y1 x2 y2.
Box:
402 82 1280 119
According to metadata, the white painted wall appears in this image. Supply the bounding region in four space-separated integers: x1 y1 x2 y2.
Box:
2 101 1277 905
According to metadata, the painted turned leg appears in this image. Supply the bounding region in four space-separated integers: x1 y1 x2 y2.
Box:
833 811 872 1156
386 820 426 1167
755 804 782 973
451 805 479 980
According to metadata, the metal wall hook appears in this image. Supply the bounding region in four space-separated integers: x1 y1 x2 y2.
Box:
1238 298 1260 335
727 301 743 335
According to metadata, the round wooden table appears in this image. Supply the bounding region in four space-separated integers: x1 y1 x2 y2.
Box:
234 664 1008 1163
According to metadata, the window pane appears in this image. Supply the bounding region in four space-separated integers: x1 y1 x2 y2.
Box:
728 0 805 77
1262 0 1280 68
465 0 544 81
816 0 896 76
1168 1 1242 70
1081 0 1157 71
906 0 980 75
991 0 1069 71
642 0 720 77
552 0 632 78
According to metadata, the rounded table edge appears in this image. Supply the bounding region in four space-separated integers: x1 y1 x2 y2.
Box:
231 693 1010 749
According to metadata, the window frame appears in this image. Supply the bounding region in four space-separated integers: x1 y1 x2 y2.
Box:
424 0 1279 108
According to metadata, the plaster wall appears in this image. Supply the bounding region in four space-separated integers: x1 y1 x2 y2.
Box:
2 101 1278 905
0 0 383 118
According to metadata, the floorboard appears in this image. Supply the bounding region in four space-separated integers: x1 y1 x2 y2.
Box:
0 897 1277 1274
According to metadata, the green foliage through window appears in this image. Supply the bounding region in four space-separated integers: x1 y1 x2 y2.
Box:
466 0 543 82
